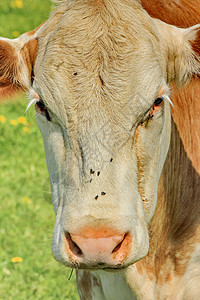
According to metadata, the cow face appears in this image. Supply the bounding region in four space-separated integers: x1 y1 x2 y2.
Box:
1 0 200 270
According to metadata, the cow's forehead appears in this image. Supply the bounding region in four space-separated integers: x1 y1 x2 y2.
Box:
34 0 164 124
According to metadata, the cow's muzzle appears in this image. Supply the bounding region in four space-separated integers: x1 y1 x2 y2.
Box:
64 227 132 269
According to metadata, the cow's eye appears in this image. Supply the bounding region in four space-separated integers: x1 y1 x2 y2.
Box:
140 97 164 125
36 100 46 110
153 97 163 107
150 97 164 115
36 100 51 121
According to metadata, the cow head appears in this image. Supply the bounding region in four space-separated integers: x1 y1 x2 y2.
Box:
1 0 200 270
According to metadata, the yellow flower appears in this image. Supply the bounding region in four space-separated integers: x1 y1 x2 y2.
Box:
15 0 23 8
23 127 31 133
0 115 6 123
12 31 20 38
21 196 31 205
11 257 23 263
18 116 27 124
10 120 18 126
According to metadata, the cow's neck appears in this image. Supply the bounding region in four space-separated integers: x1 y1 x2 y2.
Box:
152 117 200 247
156 78 200 246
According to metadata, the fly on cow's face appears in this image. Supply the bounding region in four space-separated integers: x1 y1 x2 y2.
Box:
145 114 154 127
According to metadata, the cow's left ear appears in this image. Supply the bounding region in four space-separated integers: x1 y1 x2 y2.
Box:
0 29 40 90
154 19 200 86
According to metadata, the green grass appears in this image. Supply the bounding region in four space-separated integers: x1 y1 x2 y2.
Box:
0 1 79 299
0 0 52 38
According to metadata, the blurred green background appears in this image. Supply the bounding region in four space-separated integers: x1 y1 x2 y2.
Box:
0 1 78 299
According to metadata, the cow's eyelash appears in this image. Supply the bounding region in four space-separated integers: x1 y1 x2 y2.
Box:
26 98 38 112
26 98 51 121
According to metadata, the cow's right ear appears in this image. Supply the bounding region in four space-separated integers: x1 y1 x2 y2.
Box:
0 29 40 91
153 19 200 86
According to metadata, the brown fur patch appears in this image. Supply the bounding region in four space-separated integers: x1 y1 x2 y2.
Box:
141 0 200 28
0 40 18 87
171 78 200 174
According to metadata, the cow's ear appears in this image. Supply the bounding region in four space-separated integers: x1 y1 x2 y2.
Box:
0 30 39 90
154 19 200 86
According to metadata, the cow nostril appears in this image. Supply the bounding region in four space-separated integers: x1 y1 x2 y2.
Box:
112 233 127 254
65 232 83 257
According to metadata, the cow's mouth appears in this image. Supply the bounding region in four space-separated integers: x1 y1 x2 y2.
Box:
65 262 128 271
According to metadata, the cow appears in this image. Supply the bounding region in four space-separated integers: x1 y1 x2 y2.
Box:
1 0 200 299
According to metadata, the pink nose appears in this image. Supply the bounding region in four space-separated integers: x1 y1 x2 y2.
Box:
65 228 132 266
